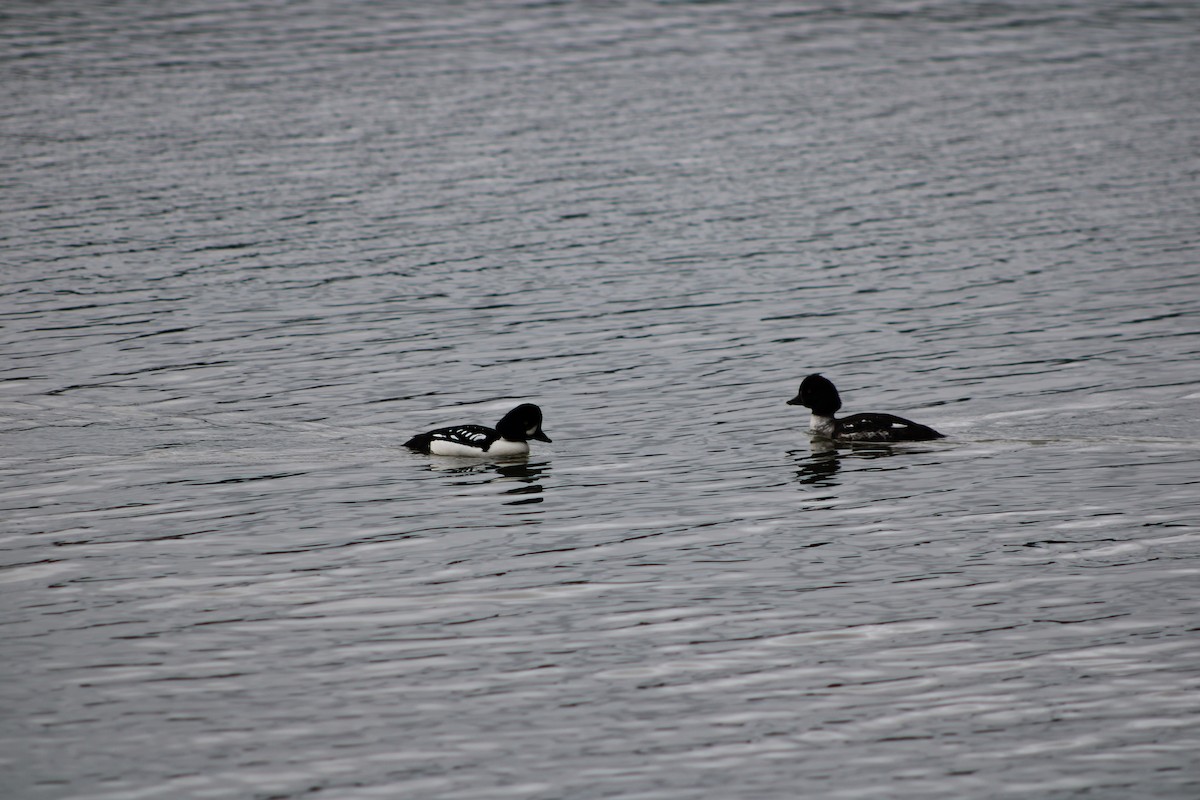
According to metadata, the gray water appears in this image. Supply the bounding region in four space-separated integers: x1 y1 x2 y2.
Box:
3 1 1199 798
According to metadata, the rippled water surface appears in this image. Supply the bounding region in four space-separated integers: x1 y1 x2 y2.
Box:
3 1 1199 798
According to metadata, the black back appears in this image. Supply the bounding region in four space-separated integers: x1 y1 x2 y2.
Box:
404 424 501 453
837 413 945 441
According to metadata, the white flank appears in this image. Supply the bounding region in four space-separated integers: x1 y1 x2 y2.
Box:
485 438 532 457
428 438 529 457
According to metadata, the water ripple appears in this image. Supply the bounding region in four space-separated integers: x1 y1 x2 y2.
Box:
4 1 1200 798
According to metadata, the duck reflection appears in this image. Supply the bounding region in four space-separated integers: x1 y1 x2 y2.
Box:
792 442 842 485
492 459 549 505
426 458 550 505
791 438 905 485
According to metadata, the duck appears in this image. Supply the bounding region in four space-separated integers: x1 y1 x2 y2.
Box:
787 374 944 442
404 403 552 456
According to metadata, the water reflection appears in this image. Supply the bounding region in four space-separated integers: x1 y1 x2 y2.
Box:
425 457 551 505
493 460 550 505
791 438 916 485
8 0 1198 795
792 444 842 485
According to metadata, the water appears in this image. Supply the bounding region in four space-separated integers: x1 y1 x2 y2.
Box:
3 1 1199 797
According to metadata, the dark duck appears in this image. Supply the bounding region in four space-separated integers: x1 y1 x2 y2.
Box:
787 374 944 442
405 403 551 457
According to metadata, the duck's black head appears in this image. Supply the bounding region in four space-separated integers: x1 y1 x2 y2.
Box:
786 374 842 415
496 403 552 443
